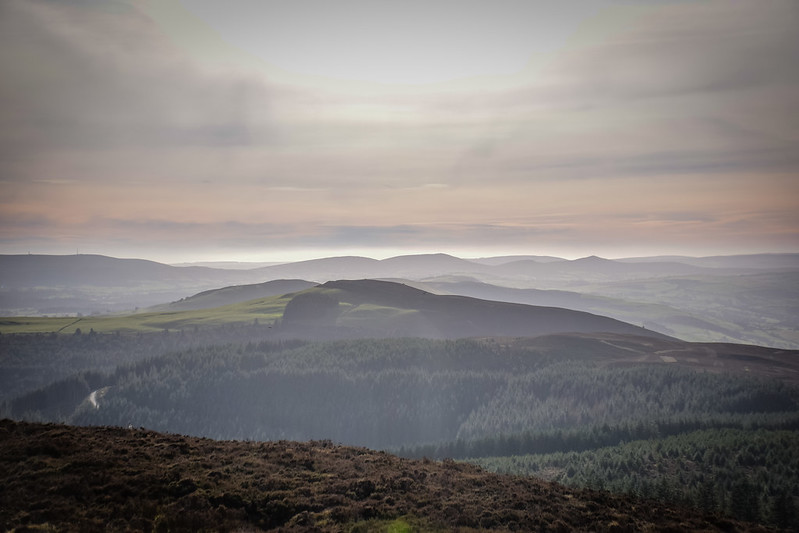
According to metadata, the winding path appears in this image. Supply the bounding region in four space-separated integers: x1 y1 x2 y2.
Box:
88 390 99 409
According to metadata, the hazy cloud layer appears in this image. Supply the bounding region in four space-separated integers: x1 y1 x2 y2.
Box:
1 0 797 261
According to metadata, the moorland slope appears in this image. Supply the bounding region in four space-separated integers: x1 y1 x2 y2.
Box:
0 420 769 532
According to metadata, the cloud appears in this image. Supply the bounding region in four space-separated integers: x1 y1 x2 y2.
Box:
408 0 799 183
0 0 269 157
0 0 797 260
547 1 799 97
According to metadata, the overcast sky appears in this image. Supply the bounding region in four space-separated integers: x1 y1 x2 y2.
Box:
1 0 797 262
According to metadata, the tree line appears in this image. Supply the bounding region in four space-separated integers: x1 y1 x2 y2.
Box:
469 428 799 529
5 336 798 529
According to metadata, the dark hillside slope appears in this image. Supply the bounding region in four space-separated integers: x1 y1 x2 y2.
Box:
418 279 748 343
281 279 672 340
29 335 795 449
0 420 768 532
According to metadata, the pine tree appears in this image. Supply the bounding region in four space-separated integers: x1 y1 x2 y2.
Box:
767 490 796 529
730 479 760 523
698 480 718 514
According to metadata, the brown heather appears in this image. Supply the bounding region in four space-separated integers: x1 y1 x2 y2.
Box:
0 420 776 532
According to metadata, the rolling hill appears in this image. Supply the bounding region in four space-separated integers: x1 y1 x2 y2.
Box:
0 420 763 532
413 279 745 343
0 254 257 315
492 255 722 283
278 279 673 341
578 270 799 349
0 279 670 341
4 251 764 294
0 253 248 288
616 253 799 270
251 253 751 286
145 279 316 312
250 253 491 281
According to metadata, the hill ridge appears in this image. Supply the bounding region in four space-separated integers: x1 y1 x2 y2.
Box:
286 278 673 341
0 420 764 532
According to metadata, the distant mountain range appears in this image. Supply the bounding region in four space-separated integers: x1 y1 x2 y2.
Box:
1 252 797 348
4 252 796 291
616 253 799 270
0 254 246 288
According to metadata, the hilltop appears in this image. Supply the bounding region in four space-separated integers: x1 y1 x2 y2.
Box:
279 279 672 341
0 279 669 341
0 420 769 532
146 279 316 312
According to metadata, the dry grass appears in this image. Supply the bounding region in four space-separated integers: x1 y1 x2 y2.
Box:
0 420 773 532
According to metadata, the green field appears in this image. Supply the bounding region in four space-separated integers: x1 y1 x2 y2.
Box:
0 293 293 334
0 284 426 335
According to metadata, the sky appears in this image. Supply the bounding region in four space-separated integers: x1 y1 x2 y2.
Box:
1 0 797 263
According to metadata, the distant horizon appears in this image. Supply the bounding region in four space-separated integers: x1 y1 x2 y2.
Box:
2 1 797 264
2 247 797 266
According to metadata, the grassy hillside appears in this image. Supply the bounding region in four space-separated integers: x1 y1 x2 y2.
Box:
0 420 769 532
145 279 316 312
0 279 668 340
0 293 292 334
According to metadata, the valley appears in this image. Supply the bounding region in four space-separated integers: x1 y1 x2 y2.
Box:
1 252 798 530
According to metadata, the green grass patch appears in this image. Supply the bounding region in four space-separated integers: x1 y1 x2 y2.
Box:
0 294 293 334
337 304 418 327
350 516 444 533
0 317 79 334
